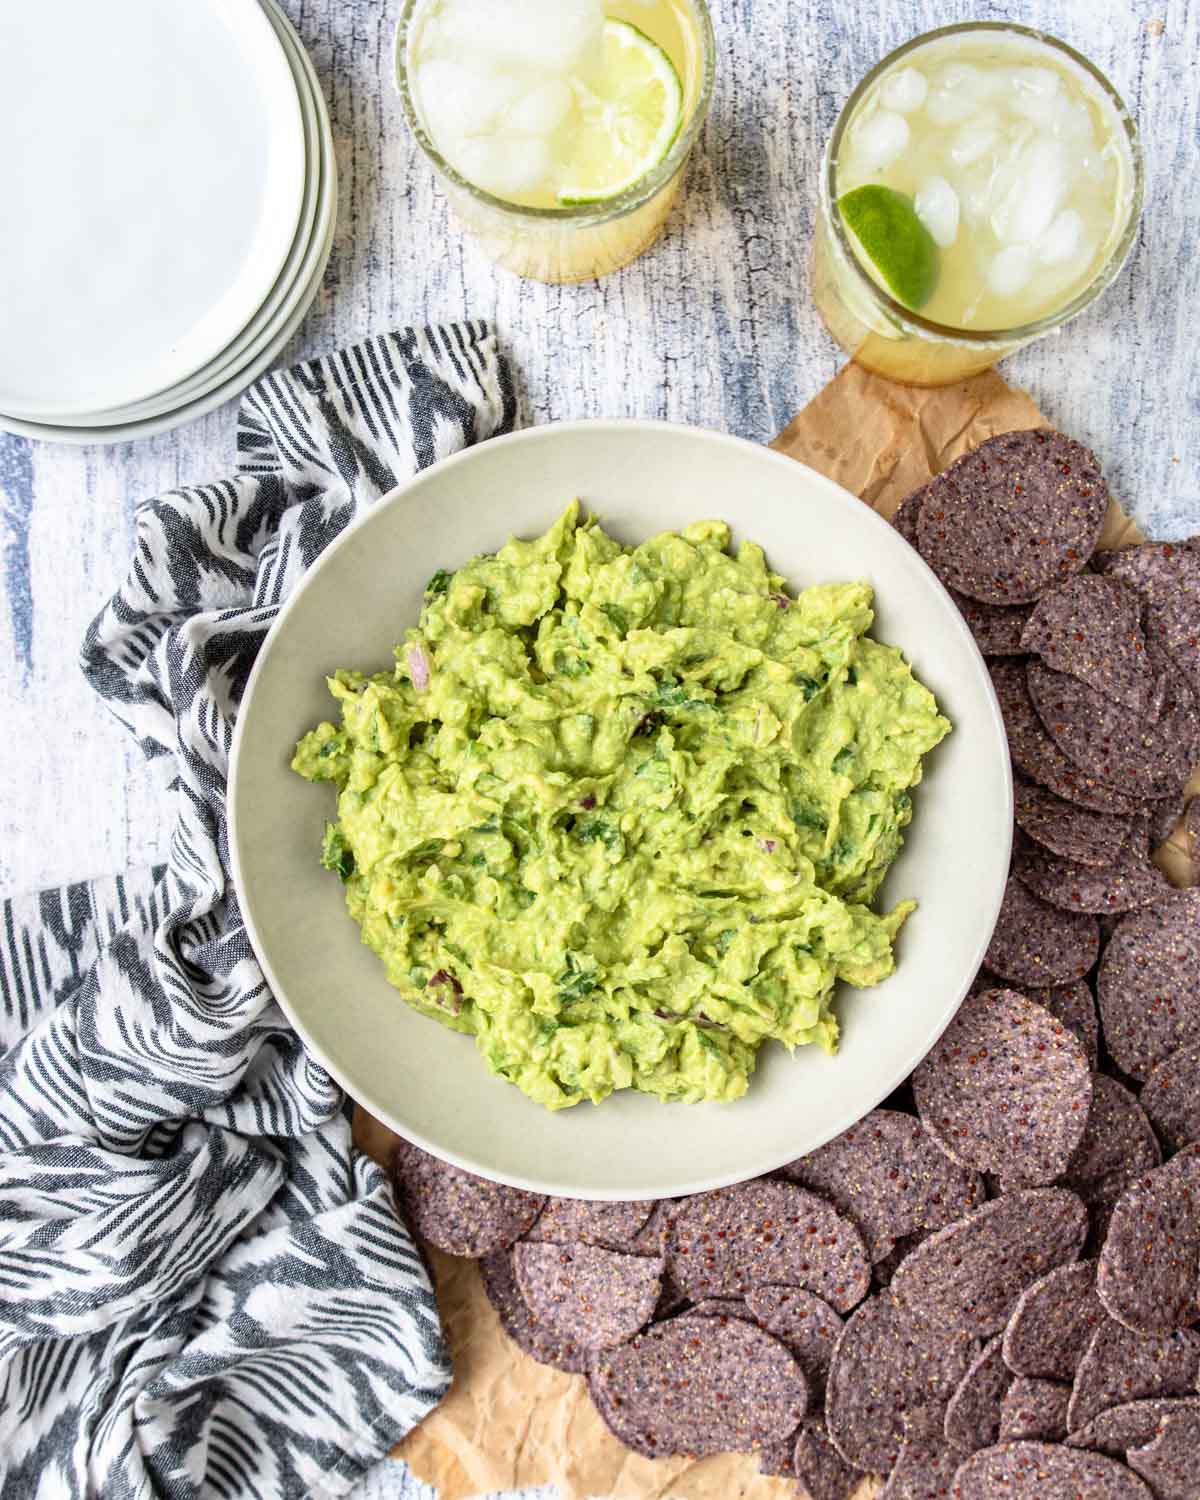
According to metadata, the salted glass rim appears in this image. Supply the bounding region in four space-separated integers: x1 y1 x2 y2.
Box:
394 0 716 225
822 21 1145 346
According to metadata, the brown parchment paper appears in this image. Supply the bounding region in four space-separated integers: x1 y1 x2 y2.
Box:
365 363 1198 1500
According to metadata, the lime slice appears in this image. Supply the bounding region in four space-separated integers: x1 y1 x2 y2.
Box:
557 20 684 205
838 185 940 311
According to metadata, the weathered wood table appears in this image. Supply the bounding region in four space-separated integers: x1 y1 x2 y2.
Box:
1 1 1196 1495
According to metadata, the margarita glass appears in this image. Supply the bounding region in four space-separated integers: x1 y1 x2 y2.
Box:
396 0 714 283
812 24 1143 386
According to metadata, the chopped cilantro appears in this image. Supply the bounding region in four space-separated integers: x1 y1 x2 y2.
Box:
425 569 452 597
320 825 355 882
599 602 629 635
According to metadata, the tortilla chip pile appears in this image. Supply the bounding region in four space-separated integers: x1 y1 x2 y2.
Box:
390 430 1200 1500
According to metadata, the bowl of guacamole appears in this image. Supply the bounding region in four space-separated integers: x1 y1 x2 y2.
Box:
292 503 950 1111
229 421 1011 1196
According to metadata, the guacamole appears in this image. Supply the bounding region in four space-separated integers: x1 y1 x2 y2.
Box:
292 504 950 1110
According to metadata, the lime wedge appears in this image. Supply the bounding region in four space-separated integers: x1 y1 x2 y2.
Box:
557 20 684 205
839 185 940 311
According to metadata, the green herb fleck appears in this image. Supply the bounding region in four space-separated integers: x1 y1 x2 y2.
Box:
574 818 620 849
792 804 828 833
320 824 355 882
425 569 452 597
554 652 590 678
599 602 629 635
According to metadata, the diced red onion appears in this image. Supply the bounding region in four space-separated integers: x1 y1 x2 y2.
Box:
407 644 431 691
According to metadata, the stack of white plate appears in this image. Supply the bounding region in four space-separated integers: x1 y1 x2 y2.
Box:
0 0 335 446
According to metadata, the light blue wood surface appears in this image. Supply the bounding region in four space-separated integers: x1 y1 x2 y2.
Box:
0 4 1196 1489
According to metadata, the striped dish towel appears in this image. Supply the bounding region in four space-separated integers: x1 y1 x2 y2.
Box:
0 327 516 1498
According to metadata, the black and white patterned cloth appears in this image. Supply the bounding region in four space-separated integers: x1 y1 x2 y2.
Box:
0 326 516 1497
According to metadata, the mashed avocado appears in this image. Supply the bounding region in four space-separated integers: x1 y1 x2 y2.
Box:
292 504 950 1110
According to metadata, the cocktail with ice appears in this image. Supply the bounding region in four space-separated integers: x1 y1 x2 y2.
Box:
396 0 713 282
812 25 1142 385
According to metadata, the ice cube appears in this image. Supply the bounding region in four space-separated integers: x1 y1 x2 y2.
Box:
850 109 910 172
988 244 1034 297
1036 207 1085 265
880 67 928 114
450 133 553 197
958 157 1015 226
415 59 525 142
991 138 1068 244
506 78 574 137
431 0 603 77
925 62 993 126
915 175 960 248
949 117 1002 168
926 89 983 127
1008 65 1064 129
1054 97 1096 146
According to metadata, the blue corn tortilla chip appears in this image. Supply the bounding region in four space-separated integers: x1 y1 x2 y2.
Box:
1013 826 1173 915
1067 1320 1200 1433
991 660 1148 817
589 1313 807 1459
893 491 923 549
1021 978 1100 1071
512 1240 662 1350
679 1296 754 1322
1014 771 1136 869
1067 1396 1200 1459
984 876 1100 988
1097 1149 1200 1336
954 1440 1155 1498
1098 892 1200 1080
744 1285 843 1401
915 429 1108 605
913 988 1091 1186
479 1247 590 1372
1002 1261 1106 1383
1127 1407 1200 1500
1064 1076 1162 1233
779 1107 983 1260
1095 541 1200 699
393 1141 545 1257
880 1413 966 1499
825 1291 975 1472
872 1228 932 1289
896 486 1038 655
793 1422 865 1500
1000 1378 1071 1443
890 1189 1088 1337
756 1426 801 1478
526 1197 656 1252
1150 792 1189 850
1021 574 1159 714
1142 1044 1200 1152
1027 657 1200 803
667 1180 871 1314
954 591 1034 658
944 1334 1012 1453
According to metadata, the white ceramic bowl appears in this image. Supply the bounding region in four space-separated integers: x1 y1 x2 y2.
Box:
230 421 1012 1199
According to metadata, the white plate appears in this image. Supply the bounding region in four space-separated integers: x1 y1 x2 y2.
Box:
55 0 325 428
0 0 305 417
228 422 1013 1199
0 129 335 447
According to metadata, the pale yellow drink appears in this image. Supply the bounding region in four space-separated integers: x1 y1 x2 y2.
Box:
812 25 1142 386
396 0 714 283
